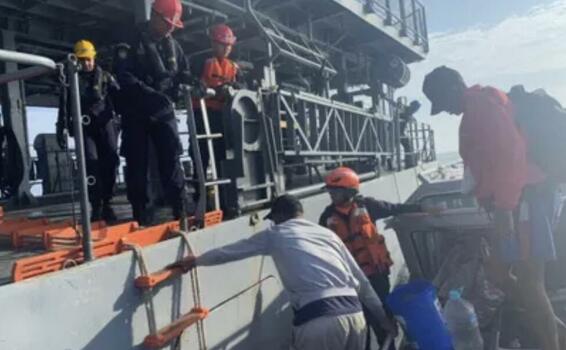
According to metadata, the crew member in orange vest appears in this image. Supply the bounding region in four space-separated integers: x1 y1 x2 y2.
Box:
319 167 434 348
191 24 239 209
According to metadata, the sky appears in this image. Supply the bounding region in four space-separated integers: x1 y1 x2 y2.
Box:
425 0 555 32
26 0 566 155
402 0 566 153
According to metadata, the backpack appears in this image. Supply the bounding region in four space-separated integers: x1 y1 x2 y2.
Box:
508 85 566 183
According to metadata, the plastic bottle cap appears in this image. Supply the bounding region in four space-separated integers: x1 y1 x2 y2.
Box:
449 290 462 300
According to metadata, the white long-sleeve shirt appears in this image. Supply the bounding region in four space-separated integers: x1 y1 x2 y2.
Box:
196 218 388 323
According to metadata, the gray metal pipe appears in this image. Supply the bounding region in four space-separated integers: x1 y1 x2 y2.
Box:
193 0 347 59
240 198 273 212
394 102 402 171
278 50 337 75
205 0 245 13
0 65 54 85
181 0 228 20
283 151 388 157
0 49 57 70
243 0 336 76
288 171 378 199
287 182 325 198
183 86 207 224
266 30 327 60
279 90 385 119
66 56 94 262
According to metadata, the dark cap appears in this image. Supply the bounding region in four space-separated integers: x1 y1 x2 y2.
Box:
422 66 464 115
263 194 304 220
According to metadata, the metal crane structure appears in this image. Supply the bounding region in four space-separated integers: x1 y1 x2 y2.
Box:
0 0 434 216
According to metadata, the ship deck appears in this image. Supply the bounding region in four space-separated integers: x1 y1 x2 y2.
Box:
0 194 173 285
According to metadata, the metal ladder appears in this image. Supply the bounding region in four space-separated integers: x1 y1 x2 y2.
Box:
183 86 231 225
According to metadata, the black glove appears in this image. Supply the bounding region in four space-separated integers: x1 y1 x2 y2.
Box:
56 122 67 150
212 84 232 100
155 77 174 93
230 81 244 90
177 71 195 86
89 101 106 125
192 80 209 99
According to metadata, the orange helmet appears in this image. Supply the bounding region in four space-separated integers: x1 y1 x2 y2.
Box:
152 0 184 29
210 24 236 45
324 167 360 190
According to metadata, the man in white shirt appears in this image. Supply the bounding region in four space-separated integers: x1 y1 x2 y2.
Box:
172 194 396 350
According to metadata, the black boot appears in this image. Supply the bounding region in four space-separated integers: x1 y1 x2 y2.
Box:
173 188 196 220
172 200 186 221
185 195 196 217
101 201 117 223
132 203 153 227
91 202 102 222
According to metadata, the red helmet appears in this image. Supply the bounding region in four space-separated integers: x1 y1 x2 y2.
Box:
324 167 360 190
152 0 184 29
210 24 236 45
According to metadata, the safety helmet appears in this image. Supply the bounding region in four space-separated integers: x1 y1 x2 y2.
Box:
324 167 360 190
74 40 97 59
210 24 236 45
152 0 184 29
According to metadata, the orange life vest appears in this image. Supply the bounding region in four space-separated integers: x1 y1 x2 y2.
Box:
326 202 393 276
198 57 238 111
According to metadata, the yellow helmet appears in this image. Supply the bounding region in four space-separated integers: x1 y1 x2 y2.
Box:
74 40 97 59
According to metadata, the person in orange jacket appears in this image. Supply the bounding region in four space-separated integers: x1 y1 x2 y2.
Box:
201 24 239 112
190 24 239 209
319 167 435 349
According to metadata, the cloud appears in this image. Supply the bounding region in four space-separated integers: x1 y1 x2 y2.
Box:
402 0 566 152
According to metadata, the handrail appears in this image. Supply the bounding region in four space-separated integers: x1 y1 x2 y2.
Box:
0 66 57 85
364 0 429 52
0 49 58 85
0 49 57 70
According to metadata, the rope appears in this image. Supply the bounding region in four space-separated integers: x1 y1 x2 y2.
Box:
178 232 207 350
124 243 158 335
62 258 78 269
126 232 208 350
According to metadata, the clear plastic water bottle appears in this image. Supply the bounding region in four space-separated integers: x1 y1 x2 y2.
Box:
443 289 484 350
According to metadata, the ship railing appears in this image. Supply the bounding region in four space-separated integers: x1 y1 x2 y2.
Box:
0 49 57 84
27 150 128 196
274 89 397 164
403 121 436 166
0 49 94 261
363 0 429 53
